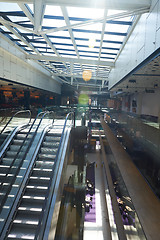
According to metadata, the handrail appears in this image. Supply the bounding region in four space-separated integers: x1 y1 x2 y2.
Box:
35 111 74 240
54 111 74 160
0 111 54 215
0 111 55 239
99 134 127 240
0 110 31 134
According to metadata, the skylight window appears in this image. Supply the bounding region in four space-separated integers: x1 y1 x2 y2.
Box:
51 38 72 44
0 26 9 32
74 32 101 41
28 4 33 12
0 1 137 87
103 35 125 42
76 39 99 47
0 3 21 12
67 7 104 19
78 23 103 31
102 42 121 49
42 19 66 28
105 23 130 33
8 16 29 23
45 5 63 16
48 31 70 38
107 9 127 16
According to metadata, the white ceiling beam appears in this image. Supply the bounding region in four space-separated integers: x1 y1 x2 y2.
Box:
115 14 141 62
72 82 103 88
42 34 62 58
0 32 62 81
1 16 63 82
102 80 105 88
46 0 151 11
61 6 80 59
0 5 149 36
34 0 45 32
26 54 115 67
49 73 108 81
40 7 150 35
42 34 71 73
18 3 70 73
96 9 108 77
70 63 73 85
1 21 40 54
0 0 151 11
61 6 84 76
0 17 34 34
18 3 34 23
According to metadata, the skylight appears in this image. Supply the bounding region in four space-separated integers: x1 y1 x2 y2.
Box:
0 1 138 88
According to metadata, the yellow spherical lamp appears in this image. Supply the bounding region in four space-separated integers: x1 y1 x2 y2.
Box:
82 70 92 82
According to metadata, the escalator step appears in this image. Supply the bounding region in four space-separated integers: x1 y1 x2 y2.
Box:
21 197 44 209
9 145 28 152
12 139 29 145
38 153 56 161
16 133 33 140
29 176 50 187
16 209 41 221
47 132 62 136
7 222 37 239
0 165 19 175
0 175 14 183
0 158 23 166
32 168 53 177
44 136 61 142
24 187 47 197
35 160 54 169
40 147 58 154
42 141 59 148
5 151 24 158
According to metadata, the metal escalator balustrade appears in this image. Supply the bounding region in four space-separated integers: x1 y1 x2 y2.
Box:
6 129 62 240
37 112 75 240
0 110 31 152
1 112 74 240
0 111 54 239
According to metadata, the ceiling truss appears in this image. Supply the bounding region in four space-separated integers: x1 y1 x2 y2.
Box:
0 0 151 89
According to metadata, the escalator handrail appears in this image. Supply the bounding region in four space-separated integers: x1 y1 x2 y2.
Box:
21 110 55 161
0 111 54 215
0 110 44 163
0 112 56 239
34 111 74 240
0 110 31 134
13 110 54 162
55 111 74 161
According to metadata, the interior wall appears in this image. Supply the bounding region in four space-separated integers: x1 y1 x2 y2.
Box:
141 89 160 116
0 35 61 94
121 89 160 117
108 0 160 89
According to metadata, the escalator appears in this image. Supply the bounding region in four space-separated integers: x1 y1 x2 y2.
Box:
0 110 31 153
0 127 32 212
0 111 74 240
